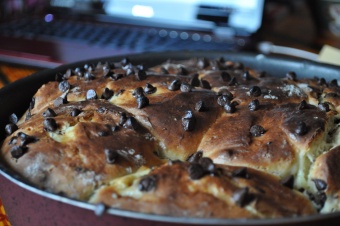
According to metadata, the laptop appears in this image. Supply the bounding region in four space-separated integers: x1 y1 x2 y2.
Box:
0 0 264 69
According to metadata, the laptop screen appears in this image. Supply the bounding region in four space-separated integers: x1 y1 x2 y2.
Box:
48 0 264 36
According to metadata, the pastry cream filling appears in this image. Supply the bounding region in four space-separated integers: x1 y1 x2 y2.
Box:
296 120 335 190
321 194 340 213
47 122 75 143
188 178 262 217
91 166 151 201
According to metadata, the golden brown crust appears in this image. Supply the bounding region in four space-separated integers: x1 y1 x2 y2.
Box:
1 57 339 218
2 100 165 199
90 162 316 218
308 145 340 212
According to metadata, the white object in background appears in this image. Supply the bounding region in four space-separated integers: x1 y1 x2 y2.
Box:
257 41 319 61
318 45 340 66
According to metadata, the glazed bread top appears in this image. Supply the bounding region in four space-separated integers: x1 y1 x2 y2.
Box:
1 57 339 218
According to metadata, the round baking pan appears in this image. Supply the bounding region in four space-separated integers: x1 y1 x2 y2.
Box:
0 51 340 226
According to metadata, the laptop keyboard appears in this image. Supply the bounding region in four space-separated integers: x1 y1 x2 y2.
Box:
0 18 240 52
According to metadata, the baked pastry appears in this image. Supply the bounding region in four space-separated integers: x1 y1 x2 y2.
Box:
1 56 339 218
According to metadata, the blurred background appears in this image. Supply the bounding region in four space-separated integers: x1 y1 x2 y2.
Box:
0 0 339 87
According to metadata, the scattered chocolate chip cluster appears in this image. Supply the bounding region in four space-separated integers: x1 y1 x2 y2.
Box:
1 56 340 219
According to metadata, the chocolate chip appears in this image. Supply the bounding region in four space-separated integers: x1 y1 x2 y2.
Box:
84 72 95 81
103 62 114 70
232 187 251 207
197 57 210 69
110 73 123 81
96 106 107 114
9 113 18 124
180 82 192 92
199 157 215 173
182 110 196 131
200 79 211 89
29 97 35 110
74 67 83 75
137 95 149 109
54 97 67 107
249 86 261 97
58 80 70 92
187 150 203 163
137 64 145 71
211 60 222 70
221 71 231 82
25 109 32 121
55 72 64 82
216 94 228 106
105 148 119 164
132 87 144 97
168 79 181 91
217 88 233 99
42 108 57 118
144 83 157 94
330 79 339 87
250 125 265 137
190 73 200 87
120 57 130 66
188 163 206 180
86 89 97 100
298 100 308 110
18 132 35 145
232 167 249 179
280 175 294 189
101 88 114 100
224 102 237 113
10 145 27 159
243 71 251 80
334 117 340 124
318 78 327 86
295 121 308 136
318 103 330 112
102 69 113 78
195 100 208 112
70 108 81 117
123 117 139 130
119 112 127 126
312 179 327 191
110 125 120 132
5 123 18 135
138 175 157 192
177 66 188 75
136 70 147 81
314 192 327 208
126 68 135 76
63 69 72 79
160 67 169 74
44 118 58 132
84 63 94 71
8 136 18 145
98 130 110 137
286 71 297 81
228 77 238 86
248 99 260 111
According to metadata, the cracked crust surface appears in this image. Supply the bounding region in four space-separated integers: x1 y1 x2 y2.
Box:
1 57 340 218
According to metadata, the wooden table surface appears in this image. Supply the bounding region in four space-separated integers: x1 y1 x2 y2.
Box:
0 64 39 88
